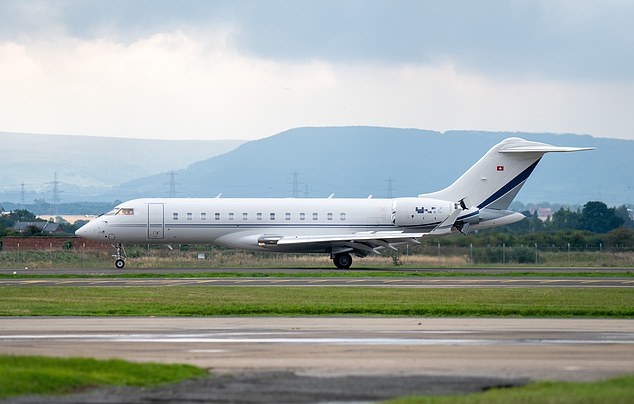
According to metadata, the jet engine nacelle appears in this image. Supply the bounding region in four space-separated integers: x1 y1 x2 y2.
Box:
392 197 455 227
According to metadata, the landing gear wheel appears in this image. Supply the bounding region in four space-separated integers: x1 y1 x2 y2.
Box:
333 253 352 269
112 242 127 270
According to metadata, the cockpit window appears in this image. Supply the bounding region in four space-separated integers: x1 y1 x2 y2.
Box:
103 207 134 216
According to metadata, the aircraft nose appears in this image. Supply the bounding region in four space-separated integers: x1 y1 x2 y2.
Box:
75 220 102 240
75 224 89 237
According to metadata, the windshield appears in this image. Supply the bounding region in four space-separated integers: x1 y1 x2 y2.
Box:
102 208 134 216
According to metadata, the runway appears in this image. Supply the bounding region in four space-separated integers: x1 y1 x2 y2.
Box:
1 317 633 383
1 276 632 288
2 269 632 401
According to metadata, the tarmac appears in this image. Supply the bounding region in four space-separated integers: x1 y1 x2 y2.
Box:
1 317 633 403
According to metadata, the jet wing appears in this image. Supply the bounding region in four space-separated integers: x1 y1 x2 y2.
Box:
268 208 463 255
427 208 462 236
271 231 425 256
275 231 426 246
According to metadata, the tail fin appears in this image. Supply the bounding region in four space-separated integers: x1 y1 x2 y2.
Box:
420 137 592 209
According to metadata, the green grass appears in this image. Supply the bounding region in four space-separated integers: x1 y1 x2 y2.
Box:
0 286 632 317
1 270 633 279
0 355 208 399
386 375 634 404
1 355 632 402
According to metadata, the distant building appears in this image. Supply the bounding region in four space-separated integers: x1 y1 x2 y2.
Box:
536 207 553 222
13 221 65 234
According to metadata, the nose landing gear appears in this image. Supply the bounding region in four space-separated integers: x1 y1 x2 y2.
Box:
112 242 127 269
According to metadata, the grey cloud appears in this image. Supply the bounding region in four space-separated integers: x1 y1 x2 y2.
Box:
1 0 632 80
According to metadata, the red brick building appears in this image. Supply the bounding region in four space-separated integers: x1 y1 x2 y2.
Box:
0 236 110 251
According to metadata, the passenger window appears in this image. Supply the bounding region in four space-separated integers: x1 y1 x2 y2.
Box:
285 212 291 221
340 212 346 221
173 212 179 220
201 212 207 221
270 213 276 220
312 212 318 220
300 213 306 221
327 212 333 221
187 212 193 221
228 212 235 220
243 212 248 220
214 212 220 220
257 212 263 220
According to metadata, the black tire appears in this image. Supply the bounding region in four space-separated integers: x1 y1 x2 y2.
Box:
333 253 352 269
114 259 125 269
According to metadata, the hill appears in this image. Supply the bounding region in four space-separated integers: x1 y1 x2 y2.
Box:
0 132 243 202
111 127 632 205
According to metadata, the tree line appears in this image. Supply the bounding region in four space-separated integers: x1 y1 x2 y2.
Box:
0 209 79 237
423 201 634 250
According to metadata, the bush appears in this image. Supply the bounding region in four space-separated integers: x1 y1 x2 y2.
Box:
472 245 538 264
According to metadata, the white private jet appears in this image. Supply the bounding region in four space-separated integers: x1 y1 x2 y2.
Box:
76 137 591 269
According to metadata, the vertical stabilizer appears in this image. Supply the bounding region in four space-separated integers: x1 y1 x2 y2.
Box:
419 137 592 209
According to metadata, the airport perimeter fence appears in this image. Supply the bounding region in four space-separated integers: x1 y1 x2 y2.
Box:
403 243 634 267
1 238 633 268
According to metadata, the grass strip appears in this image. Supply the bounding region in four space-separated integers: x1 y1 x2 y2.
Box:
0 287 632 317
0 355 207 399
1 270 633 279
386 375 634 404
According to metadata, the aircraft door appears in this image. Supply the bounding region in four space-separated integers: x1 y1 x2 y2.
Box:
148 203 164 239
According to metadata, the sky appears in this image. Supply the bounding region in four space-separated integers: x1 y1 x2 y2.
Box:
0 0 632 141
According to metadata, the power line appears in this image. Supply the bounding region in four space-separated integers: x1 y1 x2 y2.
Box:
20 181 25 208
289 171 302 198
47 172 62 215
166 171 179 197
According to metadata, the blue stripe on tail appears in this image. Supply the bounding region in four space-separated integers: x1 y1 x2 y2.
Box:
477 159 541 209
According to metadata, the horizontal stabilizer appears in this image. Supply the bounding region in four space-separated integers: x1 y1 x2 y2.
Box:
499 142 593 153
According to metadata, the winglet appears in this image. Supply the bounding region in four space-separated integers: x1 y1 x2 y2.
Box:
429 208 462 236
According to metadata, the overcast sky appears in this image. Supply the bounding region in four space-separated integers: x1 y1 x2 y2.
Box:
0 0 632 140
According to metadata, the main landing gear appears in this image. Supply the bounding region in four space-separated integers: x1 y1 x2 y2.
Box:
332 252 352 269
112 242 127 269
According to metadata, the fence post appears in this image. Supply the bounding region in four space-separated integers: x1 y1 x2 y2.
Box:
437 242 441 265
469 243 473 263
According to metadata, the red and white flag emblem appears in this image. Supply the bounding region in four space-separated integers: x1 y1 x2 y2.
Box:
496 165 504 171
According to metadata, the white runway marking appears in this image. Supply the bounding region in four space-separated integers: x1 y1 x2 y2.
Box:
2 318 633 381
3 332 634 345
